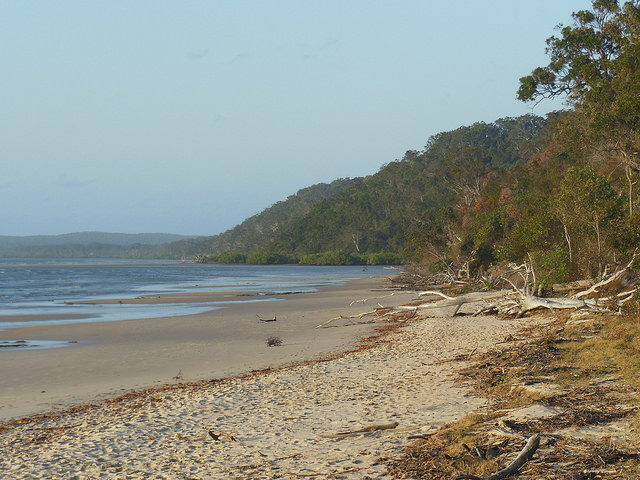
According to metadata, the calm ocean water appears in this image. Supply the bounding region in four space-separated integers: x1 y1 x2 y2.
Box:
0 260 397 346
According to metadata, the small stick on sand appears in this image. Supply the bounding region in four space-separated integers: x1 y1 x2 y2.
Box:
320 421 399 438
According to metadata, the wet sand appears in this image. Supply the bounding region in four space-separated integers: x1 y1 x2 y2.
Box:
0 276 414 422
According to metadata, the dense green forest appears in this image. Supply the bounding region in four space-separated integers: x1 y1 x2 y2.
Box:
181 178 357 256
402 0 640 286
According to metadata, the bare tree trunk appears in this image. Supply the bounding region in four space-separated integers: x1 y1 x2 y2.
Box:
594 216 602 276
625 163 633 217
352 233 360 253
562 222 572 263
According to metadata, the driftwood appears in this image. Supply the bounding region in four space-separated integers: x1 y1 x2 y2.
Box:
315 305 394 328
456 433 540 480
257 315 277 322
316 252 638 327
413 267 633 319
407 253 636 319
477 253 638 317
208 430 237 442
320 421 399 438
411 291 505 316
316 293 409 328
572 256 635 299
552 279 593 294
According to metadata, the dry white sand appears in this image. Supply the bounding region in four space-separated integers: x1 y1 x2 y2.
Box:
0 277 529 479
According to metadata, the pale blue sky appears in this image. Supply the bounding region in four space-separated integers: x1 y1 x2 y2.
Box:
2 1 590 236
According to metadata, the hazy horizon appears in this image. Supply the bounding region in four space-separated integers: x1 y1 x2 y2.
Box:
3 1 589 236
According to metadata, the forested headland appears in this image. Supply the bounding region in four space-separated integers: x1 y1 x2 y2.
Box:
195 114 547 266
197 1 640 287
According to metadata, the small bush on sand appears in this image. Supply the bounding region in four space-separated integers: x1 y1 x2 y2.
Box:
266 336 282 347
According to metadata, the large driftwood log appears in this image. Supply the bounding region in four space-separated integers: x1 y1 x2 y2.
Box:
316 253 638 327
479 288 637 318
551 279 593 294
480 252 638 317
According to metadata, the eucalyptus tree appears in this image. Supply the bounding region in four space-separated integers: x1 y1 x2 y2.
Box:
554 165 622 275
518 0 640 215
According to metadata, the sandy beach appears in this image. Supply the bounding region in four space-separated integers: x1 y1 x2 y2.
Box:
0 276 529 479
0 276 412 422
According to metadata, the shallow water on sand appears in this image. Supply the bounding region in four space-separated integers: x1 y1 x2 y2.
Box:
0 260 396 341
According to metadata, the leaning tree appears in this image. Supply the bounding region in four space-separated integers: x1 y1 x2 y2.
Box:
518 0 640 216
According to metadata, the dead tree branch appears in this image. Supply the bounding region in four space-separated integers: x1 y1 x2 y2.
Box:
477 252 639 317
456 433 540 480
572 251 637 299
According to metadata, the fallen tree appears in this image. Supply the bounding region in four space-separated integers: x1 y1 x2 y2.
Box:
314 252 638 328
475 252 638 318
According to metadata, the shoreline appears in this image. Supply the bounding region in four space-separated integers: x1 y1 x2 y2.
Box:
0 275 414 422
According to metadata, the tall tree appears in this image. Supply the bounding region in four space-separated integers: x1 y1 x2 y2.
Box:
518 0 640 215
554 165 622 275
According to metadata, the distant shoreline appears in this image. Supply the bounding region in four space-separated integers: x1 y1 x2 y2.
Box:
0 263 394 339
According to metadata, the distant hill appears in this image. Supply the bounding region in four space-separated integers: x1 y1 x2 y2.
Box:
0 232 196 247
0 178 356 259
0 232 201 258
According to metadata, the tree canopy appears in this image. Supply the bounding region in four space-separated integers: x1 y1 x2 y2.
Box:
519 0 640 214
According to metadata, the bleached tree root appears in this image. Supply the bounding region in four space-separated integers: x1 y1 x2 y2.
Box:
480 252 639 317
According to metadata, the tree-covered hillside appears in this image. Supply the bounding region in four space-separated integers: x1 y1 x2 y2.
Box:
272 116 546 257
186 178 356 255
197 115 547 264
202 0 640 278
